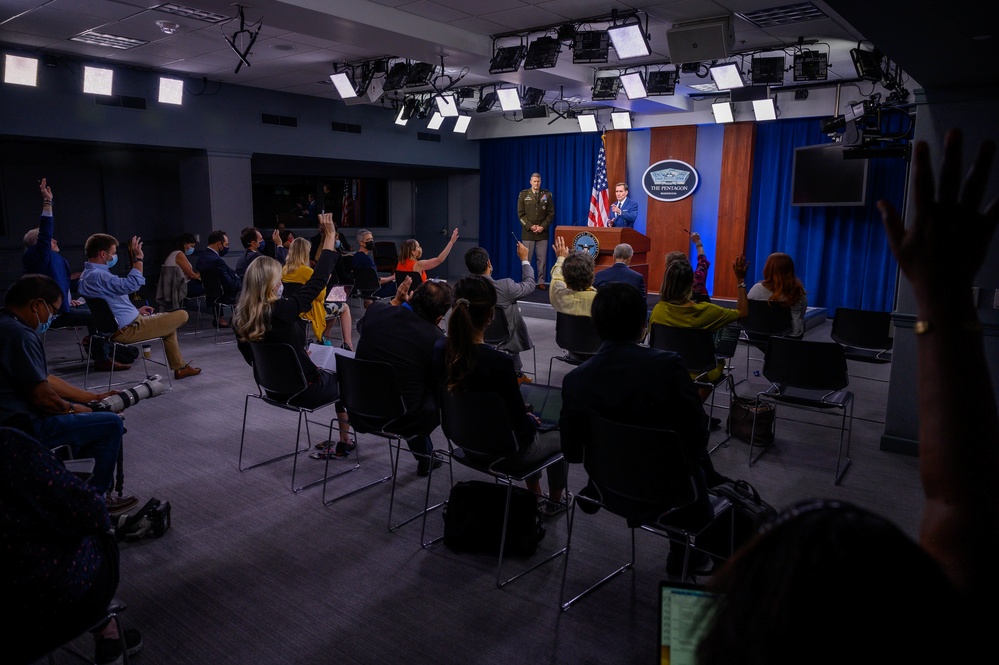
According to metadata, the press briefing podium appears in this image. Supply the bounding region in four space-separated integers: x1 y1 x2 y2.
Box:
552 226 651 283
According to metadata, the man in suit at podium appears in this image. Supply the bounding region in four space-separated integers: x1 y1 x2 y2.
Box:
593 243 646 298
608 183 638 228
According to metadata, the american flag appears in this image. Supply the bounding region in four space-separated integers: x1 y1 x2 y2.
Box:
341 179 354 227
587 142 609 227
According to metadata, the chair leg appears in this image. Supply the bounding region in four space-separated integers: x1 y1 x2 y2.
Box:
495 480 568 589
833 400 854 485
560 504 636 611
387 442 446 533
748 397 774 467
321 423 391 506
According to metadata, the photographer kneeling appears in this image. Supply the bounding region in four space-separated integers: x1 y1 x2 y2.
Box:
0 274 137 514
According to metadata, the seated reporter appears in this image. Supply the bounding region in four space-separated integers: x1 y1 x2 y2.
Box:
233 214 351 449
282 236 354 350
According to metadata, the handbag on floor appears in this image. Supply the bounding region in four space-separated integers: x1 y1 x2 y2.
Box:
728 395 775 447
442 480 545 557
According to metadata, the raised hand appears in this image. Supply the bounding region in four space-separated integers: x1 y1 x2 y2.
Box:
130 236 144 261
39 177 52 202
732 255 748 281
554 235 569 258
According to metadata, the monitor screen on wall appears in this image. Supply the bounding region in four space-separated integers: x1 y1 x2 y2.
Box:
791 143 869 207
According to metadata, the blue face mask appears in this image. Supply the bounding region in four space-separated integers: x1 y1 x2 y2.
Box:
35 301 56 335
220 246 230 257
185 247 195 256
106 254 118 269
258 240 265 250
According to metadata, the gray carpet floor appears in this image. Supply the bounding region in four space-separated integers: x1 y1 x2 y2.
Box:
39 299 918 665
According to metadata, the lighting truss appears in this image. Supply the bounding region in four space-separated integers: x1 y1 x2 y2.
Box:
572 31 609 64
524 36 560 70
489 44 526 74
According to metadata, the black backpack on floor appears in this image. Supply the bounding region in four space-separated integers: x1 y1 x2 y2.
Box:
709 479 778 551
442 480 545 557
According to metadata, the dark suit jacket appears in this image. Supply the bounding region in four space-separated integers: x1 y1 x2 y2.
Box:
559 341 708 465
609 197 639 228
593 262 646 299
195 248 241 296
354 301 443 437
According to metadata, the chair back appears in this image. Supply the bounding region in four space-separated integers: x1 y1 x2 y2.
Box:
586 413 700 517
554 313 602 357
373 241 398 273
831 307 893 351
648 324 717 373
281 281 304 299
483 305 512 346
334 354 407 433
351 266 381 296
440 390 519 459
249 343 308 397
84 297 123 335
742 299 793 337
395 270 423 288
763 337 849 391
201 271 225 303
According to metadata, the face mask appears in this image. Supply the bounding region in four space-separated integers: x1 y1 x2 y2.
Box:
258 240 265 250
184 247 195 256
106 254 118 269
335 239 341 249
35 302 55 335
220 246 230 257
275 284 284 298
364 241 375 251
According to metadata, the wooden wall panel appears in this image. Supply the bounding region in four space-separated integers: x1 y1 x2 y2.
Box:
646 125 697 291
604 130 628 195
715 122 756 299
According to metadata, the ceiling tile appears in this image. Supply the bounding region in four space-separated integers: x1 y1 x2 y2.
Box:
480 5 568 30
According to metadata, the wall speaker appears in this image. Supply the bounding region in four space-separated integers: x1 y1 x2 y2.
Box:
666 17 734 64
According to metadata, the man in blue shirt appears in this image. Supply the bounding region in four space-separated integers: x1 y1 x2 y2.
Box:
78 234 201 381
21 179 123 370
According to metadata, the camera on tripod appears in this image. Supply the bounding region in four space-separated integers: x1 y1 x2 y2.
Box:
88 375 169 413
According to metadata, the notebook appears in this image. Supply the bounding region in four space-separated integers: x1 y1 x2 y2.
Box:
325 284 353 303
519 383 562 432
659 581 717 665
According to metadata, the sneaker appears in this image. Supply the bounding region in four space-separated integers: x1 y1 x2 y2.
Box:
516 372 533 385
105 494 139 515
94 627 143 665
539 490 573 518
416 452 444 477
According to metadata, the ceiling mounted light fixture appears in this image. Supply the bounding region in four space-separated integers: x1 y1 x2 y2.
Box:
793 51 827 81
435 94 459 117
476 90 498 113
521 87 546 107
751 56 785 85
453 115 471 133
607 22 651 60
427 112 444 130
4 54 38 87
577 113 599 132
753 97 777 121
709 63 744 90
404 62 436 88
591 75 621 101
158 77 184 104
646 69 678 95
712 101 734 123
497 87 522 111
572 31 610 64
524 36 561 70
395 97 418 125
156 20 179 35
83 66 114 95
850 47 884 81
619 71 647 99
329 71 356 98
489 44 526 74
611 110 632 129
383 62 410 91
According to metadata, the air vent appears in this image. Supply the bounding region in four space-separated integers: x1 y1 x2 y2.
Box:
71 31 148 50
261 113 298 127
417 132 441 143
95 95 147 110
154 3 230 23
331 122 362 134
738 3 827 29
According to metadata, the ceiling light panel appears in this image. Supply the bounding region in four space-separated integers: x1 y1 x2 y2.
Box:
158 77 184 104
4 54 38 87
607 24 651 59
578 114 599 132
454 116 471 133
497 88 521 111
619 72 647 99
71 31 148 50
83 66 114 95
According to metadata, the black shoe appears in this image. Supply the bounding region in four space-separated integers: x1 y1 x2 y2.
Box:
94 627 143 665
416 452 444 477
709 417 722 431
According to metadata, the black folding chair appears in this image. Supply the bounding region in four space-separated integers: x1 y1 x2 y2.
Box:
82 297 171 392
351 266 387 306
559 413 733 611
547 312 602 384
433 389 568 588
200 272 236 344
739 299 794 377
238 343 357 493
484 306 538 380
752 337 855 484
394 270 423 288
831 307 893 378
334 354 440 526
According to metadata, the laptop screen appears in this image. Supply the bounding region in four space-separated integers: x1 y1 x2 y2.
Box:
659 581 716 665
519 383 562 427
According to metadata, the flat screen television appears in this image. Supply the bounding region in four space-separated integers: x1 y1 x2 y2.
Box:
791 143 869 206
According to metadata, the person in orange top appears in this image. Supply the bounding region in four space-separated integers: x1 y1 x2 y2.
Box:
395 228 459 283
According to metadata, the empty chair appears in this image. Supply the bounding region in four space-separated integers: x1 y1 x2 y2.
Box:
351 265 387 305
739 299 794 375
559 413 732 611
831 307 893 364
752 336 854 484
547 313 602 384
238 342 355 493
82 297 171 392
434 389 568 588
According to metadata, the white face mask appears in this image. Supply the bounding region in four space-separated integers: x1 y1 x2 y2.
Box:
275 284 284 299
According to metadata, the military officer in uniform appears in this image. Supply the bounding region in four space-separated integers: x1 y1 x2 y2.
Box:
517 172 555 289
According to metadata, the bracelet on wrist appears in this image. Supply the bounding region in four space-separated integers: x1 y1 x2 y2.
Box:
913 318 982 335
737 282 746 289
42 200 52 205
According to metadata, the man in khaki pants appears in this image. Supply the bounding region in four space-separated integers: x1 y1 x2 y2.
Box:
78 234 201 380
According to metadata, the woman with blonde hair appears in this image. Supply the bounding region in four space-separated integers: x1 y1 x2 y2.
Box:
395 228 459 283
282 236 353 350
233 214 352 456
747 252 808 337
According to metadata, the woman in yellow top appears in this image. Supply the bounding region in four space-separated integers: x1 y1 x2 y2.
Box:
282 237 354 350
649 254 749 395
395 228 459 283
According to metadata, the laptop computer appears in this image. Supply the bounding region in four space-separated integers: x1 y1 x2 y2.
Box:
325 284 353 303
519 383 562 433
659 580 717 665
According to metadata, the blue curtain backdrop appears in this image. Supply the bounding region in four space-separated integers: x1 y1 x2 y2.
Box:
747 117 907 314
479 133 604 281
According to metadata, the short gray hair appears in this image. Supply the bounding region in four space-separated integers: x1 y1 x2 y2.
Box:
613 243 634 262
355 228 371 243
23 228 40 247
